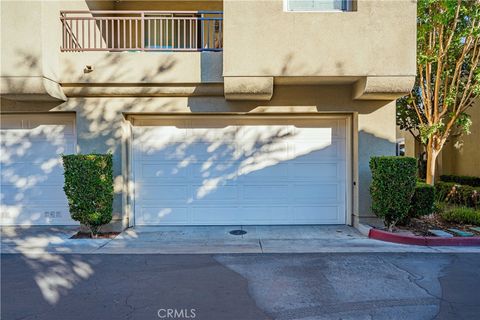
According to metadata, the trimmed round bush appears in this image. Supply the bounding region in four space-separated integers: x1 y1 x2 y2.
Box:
410 182 435 218
62 154 113 236
369 156 417 231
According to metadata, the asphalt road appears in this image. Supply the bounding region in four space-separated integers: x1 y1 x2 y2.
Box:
1 253 479 320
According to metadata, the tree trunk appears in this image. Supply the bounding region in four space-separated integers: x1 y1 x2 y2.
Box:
425 139 438 185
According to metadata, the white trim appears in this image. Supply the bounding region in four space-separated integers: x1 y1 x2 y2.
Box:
345 115 353 225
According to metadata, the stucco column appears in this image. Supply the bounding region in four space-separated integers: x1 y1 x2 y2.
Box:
355 101 397 226
72 98 126 231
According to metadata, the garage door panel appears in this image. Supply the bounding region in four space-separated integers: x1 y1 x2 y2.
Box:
0 115 74 131
139 142 238 162
0 114 77 226
133 116 349 225
1 163 65 185
293 206 345 224
190 162 240 179
140 206 188 224
291 163 343 180
243 185 289 202
188 126 238 141
1 205 73 225
1 140 75 164
292 183 340 202
139 144 188 162
293 119 345 138
237 163 289 181
139 185 188 201
140 162 189 180
1 184 68 204
184 143 237 162
291 139 345 161
190 206 292 225
192 184 238 202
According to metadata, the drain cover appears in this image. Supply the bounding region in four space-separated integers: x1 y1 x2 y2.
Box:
229 229 247 236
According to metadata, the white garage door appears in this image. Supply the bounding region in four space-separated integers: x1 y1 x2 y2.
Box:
132 116 349 225
0 114 78 225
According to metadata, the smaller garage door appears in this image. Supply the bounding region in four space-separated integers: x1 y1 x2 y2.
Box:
132 116 350 225
0 114 78 225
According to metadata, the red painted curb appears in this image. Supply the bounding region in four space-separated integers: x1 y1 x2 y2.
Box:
369 228 480 246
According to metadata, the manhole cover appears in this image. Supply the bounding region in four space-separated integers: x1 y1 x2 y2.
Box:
229 229 247 236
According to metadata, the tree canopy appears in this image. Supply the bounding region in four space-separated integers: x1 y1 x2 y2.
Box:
397 0 480 184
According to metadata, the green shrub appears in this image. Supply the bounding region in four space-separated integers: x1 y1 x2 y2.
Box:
62 154 113 236
369 156 417 231
434 201 448 214
435 181 479 208
441 206 480 225
435 181 456 202
410 182 435 218
440 174 480 187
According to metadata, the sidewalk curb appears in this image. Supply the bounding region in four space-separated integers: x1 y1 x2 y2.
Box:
369 228 480 246
355 223 373 237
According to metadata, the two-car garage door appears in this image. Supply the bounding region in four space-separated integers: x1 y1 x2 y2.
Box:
132 116 350 225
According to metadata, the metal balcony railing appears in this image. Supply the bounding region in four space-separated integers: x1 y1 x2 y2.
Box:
60 10 223 52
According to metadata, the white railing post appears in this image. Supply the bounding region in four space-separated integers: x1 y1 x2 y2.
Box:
141 12 145 51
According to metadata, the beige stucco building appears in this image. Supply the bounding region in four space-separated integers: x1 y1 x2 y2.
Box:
1 0 417 230
397 98 480 179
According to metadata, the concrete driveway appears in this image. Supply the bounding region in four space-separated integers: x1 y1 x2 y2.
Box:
2 253 479 320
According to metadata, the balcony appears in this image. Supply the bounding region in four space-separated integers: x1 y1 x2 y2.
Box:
60 10 223 52
58 10 223 95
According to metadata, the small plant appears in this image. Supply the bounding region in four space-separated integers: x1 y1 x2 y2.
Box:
434 201 448 215
369 156 417 231
410 182 435 218
62 153 113 237
441 207 480 226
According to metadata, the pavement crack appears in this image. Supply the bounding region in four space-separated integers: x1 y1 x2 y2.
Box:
258 240 264 253
124 292 135 319
388 259 452 310
91 238 113 253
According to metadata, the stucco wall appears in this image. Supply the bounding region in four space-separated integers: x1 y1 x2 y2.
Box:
396 126 419 158
60 52 223 84
1 0 65 99
442 99 480 177
223 0 416 78
1 85 396 229
0 0 223 99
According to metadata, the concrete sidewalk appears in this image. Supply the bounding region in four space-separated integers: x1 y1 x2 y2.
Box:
2 225 480 254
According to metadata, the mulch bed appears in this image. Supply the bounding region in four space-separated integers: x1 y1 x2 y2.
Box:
395 214 480 237
70 232 120 239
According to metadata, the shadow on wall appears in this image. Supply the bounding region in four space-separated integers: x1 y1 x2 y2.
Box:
258 51 347 76
358 130 396 219
2 55 395 226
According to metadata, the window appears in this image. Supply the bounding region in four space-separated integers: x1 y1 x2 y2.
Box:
396 138 406 156
285 0 353 12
